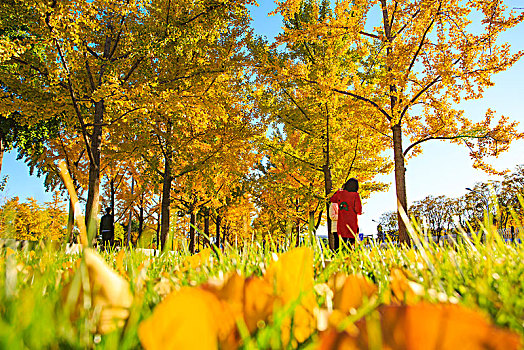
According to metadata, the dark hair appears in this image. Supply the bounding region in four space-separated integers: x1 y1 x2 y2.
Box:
343 178 359 192
105 207 111 214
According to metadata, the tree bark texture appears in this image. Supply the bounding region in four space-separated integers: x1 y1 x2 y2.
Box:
323 165 334 249
189 211 196 254
215 215 221 248
392 124 410 245
67 199 74 243
323 107 335 250
85 100 103 242
138 193 144 241
126 176 135 246
160 121 173 251
204 210 210 247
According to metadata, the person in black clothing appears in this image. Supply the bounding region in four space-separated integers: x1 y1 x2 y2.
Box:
100 207 114 250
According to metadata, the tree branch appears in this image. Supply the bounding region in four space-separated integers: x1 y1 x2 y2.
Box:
332 88 392 121
403 131 493 156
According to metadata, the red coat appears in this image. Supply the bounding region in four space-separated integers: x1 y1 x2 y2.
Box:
330 190 362 238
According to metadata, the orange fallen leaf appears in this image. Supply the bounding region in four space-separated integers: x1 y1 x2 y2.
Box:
265 247 317 344
6 247 15 257
388 268 424 304
331 274 378 313
115 249 127 278
182 248 213 271
243 276 276 334
138 287 233 350
317 327 358 350
202 273 246 349
318 303 522 350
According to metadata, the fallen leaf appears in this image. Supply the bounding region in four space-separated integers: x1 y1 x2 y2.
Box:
331 274 377 313
115 249 127 278
389 268 424 304
317 328 359 350
62 248 133 334
6 247 15 257
243 276 276 334
265 247 317 344
138 287 230 350
318 303 522 350
182 248 213 271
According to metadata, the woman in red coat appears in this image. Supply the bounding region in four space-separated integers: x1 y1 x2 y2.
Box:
330 178 362 249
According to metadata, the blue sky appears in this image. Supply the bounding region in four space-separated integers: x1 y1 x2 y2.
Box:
2 1 523 235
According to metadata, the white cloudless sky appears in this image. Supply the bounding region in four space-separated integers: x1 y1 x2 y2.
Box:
1 1 523 236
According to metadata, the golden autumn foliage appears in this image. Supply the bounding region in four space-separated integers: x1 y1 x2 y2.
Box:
0 194 68 241
268 0 524 243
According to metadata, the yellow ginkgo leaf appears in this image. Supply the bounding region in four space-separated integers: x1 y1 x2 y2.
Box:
264 247 317 345
6 247 15 257
330 274 378 313
243 276 276 334
264 247 314 303
115 249 127 278
182 248 213 271
202 272 246 349
138 287 229 350
389 268 424 304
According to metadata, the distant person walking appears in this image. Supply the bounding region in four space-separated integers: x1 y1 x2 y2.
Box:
330 178 362 249
100 207 114 250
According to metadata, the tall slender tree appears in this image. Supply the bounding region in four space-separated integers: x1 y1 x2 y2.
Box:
271 0 524 244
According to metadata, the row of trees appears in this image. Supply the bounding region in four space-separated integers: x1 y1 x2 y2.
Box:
378 165 524 241
1 0 523 249
0 192 67 242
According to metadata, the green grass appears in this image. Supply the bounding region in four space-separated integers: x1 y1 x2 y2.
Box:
0 220 523 349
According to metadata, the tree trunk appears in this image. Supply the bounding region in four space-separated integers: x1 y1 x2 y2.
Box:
295 198 300 247
392 124 410 245
126 176 134 247
323 105 335 250
160 173 172 251
160 122 173 251
189 211 196 254
138 192 144 242
204 210 210 248
295 220 300 247
215 214 221 248
156 202 161 254
222 222 228 248
323 164 334 249
85 101 104 242
110 176 115 222
67 199 74 243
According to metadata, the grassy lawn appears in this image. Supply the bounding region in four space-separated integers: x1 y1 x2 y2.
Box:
0 221 523 349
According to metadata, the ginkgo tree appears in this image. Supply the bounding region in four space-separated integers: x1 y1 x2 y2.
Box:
250 1 391 248
124 0 258 251
0 0 157 236
271 0 524 244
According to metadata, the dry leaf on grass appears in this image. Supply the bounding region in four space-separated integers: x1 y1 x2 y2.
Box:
318 303 522 350
62 248 133 334
388 268 424 304
138 287 231 350
265 247 317 344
